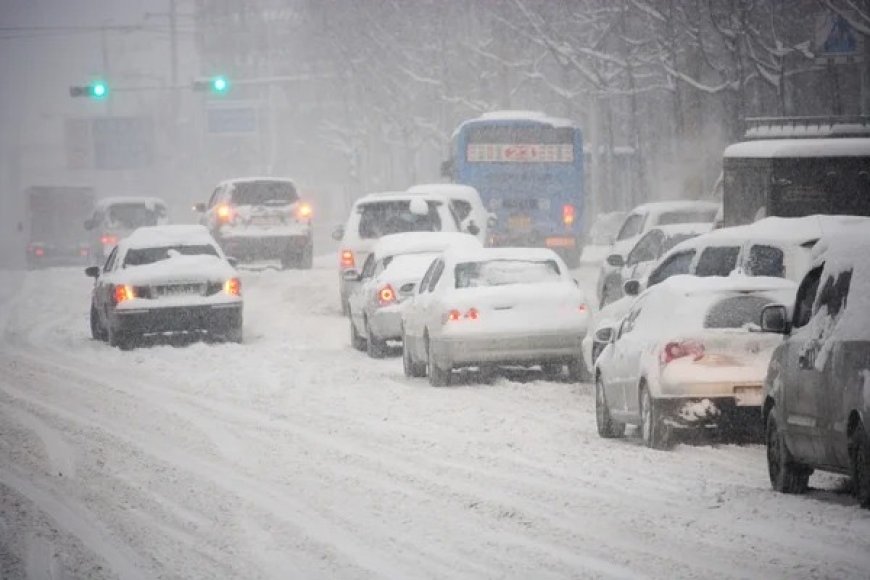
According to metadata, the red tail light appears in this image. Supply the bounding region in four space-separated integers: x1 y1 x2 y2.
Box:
562 204 576 226
224 277 241 296
578 304 588 314
100 234 118 246
465 307 480 320
444 308 479 323
33 247 45 257
340 250 355 269
296 202 313 220
445 309 462 323
216 204 234 223
377 284 397 306
113 284 135 304
660 340 705 365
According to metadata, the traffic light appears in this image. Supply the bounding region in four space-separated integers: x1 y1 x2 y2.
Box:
69 81 109 100
193 75 230 95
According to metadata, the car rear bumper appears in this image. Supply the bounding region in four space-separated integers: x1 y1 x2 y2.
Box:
432 332 584 367
368 307 404 341
657 396 763 429
111 303 242 335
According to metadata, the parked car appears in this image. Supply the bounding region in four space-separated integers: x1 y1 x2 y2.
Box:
594 275 796 448
85 196 169 263
624 215 870 298
580 211 625 266
85 225 243 349
402 247 591 386
582 295 635 373
333 191 463 315
407 183 494 244
601 222 712 305
347 232 482 357
760 229 870 506
597 201 719 307
195 177 313 269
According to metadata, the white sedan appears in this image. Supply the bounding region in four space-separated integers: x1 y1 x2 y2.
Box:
402 247 591 386
86 225 243 349
347 232 481 358
593 275 796 448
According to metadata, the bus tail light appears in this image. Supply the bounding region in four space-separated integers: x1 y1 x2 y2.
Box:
562 204 576 226
340 250 355 269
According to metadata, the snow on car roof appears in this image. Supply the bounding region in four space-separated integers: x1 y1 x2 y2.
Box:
355 191 450 205
451 110 576 138
372 232 480 259
122 225 217 249
218 176 296 187
630 200 719 216
407 183 480 199
652 222 715 237
654 274 796 297
685 215 870 247
724 138 870 158
95 196 167 209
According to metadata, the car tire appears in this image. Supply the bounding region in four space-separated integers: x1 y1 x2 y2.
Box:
107 325 134 351
567 355 591 382
350 318 366 351
427 338 451 387
596 376 625 438
849 422 870 508
766 411 811 494
640 384 670 449
365 319 387 359
90 305 107 341
541 363 563 381
225 324 243 344
402 333 426 378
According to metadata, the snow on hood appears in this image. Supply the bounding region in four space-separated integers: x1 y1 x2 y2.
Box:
116 253 237 286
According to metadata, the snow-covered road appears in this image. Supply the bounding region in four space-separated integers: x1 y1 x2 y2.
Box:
1 261 869 579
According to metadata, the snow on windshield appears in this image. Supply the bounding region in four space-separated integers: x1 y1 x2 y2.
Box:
455 259 561 288
231 181 298 205
703 294 777 330
124 244 219 267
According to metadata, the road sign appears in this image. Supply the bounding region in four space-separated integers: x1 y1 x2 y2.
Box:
206 104 258 134
815 11 864 64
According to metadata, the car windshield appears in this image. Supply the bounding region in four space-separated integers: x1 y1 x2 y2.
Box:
455 259 561 288
108 204 163 229
231 181 298 205
703 294 776 330
123 244 219 267
656 208 717 226
357 201 443 239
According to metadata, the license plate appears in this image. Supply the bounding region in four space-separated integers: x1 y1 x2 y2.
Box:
157 284 202 297
509 215 532 229
545 236 576 248
250 215 280 225
734 385 763 407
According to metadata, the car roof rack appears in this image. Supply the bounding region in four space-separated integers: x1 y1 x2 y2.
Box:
743 116 870 140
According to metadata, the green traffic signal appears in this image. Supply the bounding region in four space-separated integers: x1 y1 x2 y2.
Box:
212 75 229 94
90 81 108 99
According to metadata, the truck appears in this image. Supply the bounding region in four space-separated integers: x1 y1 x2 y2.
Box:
25 186 95 269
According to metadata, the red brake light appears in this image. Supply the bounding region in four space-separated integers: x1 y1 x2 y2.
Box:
296 202 313 220
340 250 355 269
446 309 462 322
33 247 45 257
377 284 397 306
660 340 705 365
445 308 479 323
113 284 135 304
562 204 576 226
224 277 241 296
100 234 118 246
216 204 234 223
465 307 480 320
578 304 588 313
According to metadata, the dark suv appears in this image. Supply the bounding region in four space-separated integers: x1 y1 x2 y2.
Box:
196 178 313 269
761 231 870 507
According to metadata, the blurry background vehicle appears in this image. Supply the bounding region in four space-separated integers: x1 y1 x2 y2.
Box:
594 275 796 449
85 196 169 263
441 111 586 267
86 225 243 349
580 211 626 266
402 247 590 386
723 117 870 227
761 229 870 506
597 200 719 307
406 183 493 244
195 177 313 270
346 232 481 358
24 185 94 269
333 191 462 315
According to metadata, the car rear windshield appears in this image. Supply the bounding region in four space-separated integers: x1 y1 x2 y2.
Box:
357 201 443 239
124 244 219 267
455 259 561 288
656 208 717 226
231 181 298 206
704 294 776 329
109 204 164 229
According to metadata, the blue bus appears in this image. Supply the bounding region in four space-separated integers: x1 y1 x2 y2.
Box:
442 111 585 266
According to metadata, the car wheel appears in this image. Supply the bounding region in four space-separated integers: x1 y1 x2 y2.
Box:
567 355 591 382
766 411 811 494
299 242 313 270
225 324 243 344
596 376 625 439
90 304 107 341
427 338 450 387
640 384 670 449
541 363 563 381
402 332 426 378
365 319 387 359
107 325 134 351
350 318 366 351
849 422 870 508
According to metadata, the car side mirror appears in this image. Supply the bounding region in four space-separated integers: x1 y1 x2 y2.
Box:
332 225 345 241
623 279 641 297
466 222 480 236
193 202 206 213
606 254 624 268
342 269 361 282
84 218 95 230
226 256 239 268
594 326 615 344
761 304 789 334
85 266 100 278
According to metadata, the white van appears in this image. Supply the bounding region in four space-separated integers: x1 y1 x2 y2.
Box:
406 183 494 244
